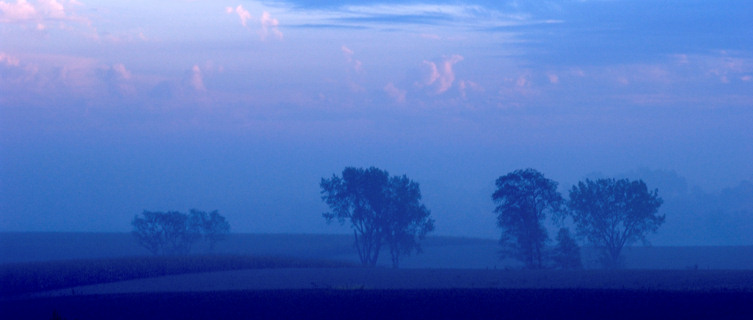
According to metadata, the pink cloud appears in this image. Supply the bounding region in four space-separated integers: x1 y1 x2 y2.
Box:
547 73 559 84
226 5 251 27
417 55 463 94
190 65 205 91
384 82 406 103
0 52 21 66
260 11 282 40
0 0 36 22
0 0 80 29
341 45 362 73
226 6 282 41
112 63 131 80
458 80 483 99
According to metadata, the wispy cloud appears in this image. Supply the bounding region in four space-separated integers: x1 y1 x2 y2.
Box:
0 0 82 30
226 5 283 41
190 65 205 92
384 82 406 103
417 54 463 94
0 52 21 66
260 11 283 40
341 45 362 73
0 0 37 22
226 5 251 27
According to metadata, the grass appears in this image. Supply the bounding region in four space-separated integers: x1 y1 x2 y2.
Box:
0 254 355 297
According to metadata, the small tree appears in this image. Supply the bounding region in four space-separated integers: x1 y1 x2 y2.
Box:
132 209 228 255
552 228 582 269
189 209 230 252
492 168 564 269
567 178 664 268
161 211 201 255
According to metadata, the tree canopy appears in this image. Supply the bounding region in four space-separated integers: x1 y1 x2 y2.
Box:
567 178 664 268
320 167 434 267
492 168 563 269
132 209 230 255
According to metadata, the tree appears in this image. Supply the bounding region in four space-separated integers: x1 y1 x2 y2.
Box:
384 175 435 268
131 210 200 255
552 228 582 269
320 167 434 267
131 211 164 255
189 209 230 252
567 178 664 268
492 168 563 269
132 209 229 255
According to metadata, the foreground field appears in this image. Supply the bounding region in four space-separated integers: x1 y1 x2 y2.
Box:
25 268 753 297
3 232 753 269
2 255 752 319
0 255 354 297
3 288 753 319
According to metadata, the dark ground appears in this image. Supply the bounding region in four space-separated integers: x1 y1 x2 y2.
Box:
2 288 752 320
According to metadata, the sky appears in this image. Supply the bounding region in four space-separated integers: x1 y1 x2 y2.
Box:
1 0 752 245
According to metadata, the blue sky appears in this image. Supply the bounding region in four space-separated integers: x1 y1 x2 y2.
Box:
1 0 752 245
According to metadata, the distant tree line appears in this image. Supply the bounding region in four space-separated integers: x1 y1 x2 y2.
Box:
130 166 663 269
320 166 663 269
492 168 664 269
131 209 230 255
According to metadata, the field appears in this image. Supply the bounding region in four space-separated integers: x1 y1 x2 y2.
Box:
3 232 753 269
1 233 753 319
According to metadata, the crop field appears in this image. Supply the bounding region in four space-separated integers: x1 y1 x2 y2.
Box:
1 232 753 318
0 255 355 297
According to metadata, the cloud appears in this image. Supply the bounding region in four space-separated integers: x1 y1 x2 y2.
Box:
190 65 205 91
417 54 463 94
112 63 131 80
0 0 80 29
0 52 21 66
458 80 483 99
547 73 559 84
38 0 64 19
341 45 362 73
384 82 406 103
260 11 282 40
226 6 282 41
226 5 251 27
106 63 136 96
0 0 36 22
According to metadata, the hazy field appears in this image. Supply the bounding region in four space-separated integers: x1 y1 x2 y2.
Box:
2 232 753 269
2 233 753 319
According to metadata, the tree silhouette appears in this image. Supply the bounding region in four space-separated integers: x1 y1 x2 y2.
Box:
189 209 230 252
552 228 582 269
385 175 435 268
320 167 434 267
492 168 563 269
567 178 664 268
132 209 229 255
